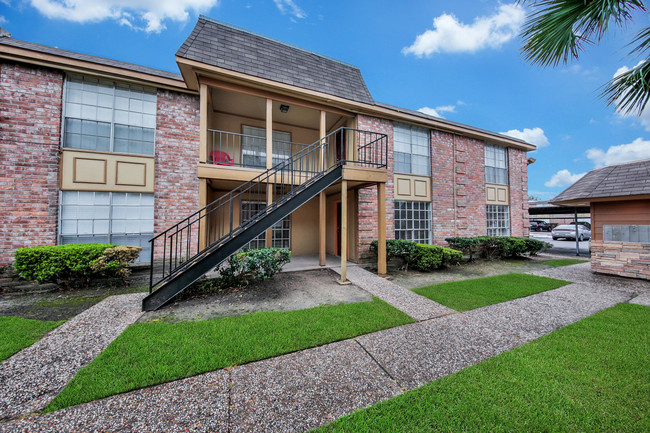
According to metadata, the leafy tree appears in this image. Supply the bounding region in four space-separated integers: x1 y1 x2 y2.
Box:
519 0 649 115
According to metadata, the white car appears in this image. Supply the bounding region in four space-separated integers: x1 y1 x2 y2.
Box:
552 224 591 241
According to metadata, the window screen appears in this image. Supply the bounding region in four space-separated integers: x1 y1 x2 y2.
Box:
394 201 431 244
485 143 508 185
59 191 154 261
394 123 430 176
63 75 156 156
241 201 290 250
486 205 510 236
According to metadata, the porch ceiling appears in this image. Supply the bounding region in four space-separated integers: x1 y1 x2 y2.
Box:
210 87 343 131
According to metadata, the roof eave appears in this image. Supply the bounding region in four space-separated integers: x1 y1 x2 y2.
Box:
1 42 192 93
176 55 536 151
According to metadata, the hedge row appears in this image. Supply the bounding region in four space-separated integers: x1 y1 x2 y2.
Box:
444 236 551 260
369 239 462 271
14 244 141 288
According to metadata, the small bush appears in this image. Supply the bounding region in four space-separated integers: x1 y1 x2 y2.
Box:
91 246 142 283
369 239 417 261
0 264 8 275
14 244 115 288
408 244 463 271
186 248 291 298
445 236 552 260
445 237 481 261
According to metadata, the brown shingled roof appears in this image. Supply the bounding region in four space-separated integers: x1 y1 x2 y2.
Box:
176 16 374 104
550 158 650 204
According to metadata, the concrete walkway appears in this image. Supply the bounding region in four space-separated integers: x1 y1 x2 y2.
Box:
1 264 647 432
0 293 146 419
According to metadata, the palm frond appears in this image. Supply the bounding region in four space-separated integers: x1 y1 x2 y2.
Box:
603 59 650 116
520 0 647 67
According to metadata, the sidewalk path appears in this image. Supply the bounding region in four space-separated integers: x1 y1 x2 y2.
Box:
0 293 146 419
1 264 647 432
332 266 455 320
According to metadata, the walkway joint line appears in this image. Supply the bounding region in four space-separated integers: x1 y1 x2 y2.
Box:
354 339 402 389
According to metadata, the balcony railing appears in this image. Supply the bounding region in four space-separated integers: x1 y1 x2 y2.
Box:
206 129 313 170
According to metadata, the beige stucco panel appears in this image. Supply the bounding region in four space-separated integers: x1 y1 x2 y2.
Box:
394 174 431 202
61 149 154 193
486 183 510 205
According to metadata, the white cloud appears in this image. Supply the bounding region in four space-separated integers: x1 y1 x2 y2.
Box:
273 0 305 19
586 138 650 167
29 0 218 33
418 104 457 119
612 61 650 130
402 3 525 57
545 169 586 188
500 127 550 149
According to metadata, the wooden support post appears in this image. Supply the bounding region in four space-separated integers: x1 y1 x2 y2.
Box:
377 182 387 275
320 110 326 170
199 83 208 163
319 192 326 266
265 98 273 246
199 179 207 250
339 180 349 284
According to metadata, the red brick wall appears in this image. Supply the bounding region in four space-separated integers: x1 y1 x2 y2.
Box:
431 131 487 244
153 90 200 257
357 115 394 260
508 147 529 237
0 62 63 263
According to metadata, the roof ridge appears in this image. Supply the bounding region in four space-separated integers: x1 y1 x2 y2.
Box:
197 15 361 70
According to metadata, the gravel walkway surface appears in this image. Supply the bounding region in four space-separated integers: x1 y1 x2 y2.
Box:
0 293 146 419
1 264 647 432
332 266 455 320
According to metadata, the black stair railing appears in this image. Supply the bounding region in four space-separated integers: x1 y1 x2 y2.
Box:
148 127 387 293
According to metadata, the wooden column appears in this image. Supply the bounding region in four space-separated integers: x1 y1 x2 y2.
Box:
265 98 273 247
199 83 208 162
198 179 207 250
377 182 387 275
319 110 327 266
339 180 348 283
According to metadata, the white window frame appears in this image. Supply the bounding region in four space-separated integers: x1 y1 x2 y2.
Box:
62 74 157 156
485 143 508 185
241 126 292 169
393 123 430 176
394 200 432 244
486 205 510 236
58 191 154 261
240 201 290 250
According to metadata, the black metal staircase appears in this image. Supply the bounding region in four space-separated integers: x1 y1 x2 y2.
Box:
143 127 387 311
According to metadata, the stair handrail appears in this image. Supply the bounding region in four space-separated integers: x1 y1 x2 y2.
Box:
149 127 387 291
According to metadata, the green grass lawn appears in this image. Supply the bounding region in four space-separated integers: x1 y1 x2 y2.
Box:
543 258 590 267
46 297 414 413
0 317 64 362
314 303 650 433
413 273 570 311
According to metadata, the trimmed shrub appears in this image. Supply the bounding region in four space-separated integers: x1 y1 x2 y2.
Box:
444 237 481 261
369 239 417 261
185 248 291 298
91 246 142 283
408 244 463 271
14 244 115 288
445 236 552 260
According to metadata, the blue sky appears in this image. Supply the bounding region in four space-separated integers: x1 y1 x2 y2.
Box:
2 0 649 200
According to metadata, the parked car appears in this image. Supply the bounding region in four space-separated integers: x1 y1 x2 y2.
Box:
530 220 551 231
569 221 591 229
552 224 591 241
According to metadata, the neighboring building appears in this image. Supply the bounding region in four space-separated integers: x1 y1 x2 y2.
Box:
551 159 650 280
528 201 591 227
1 17 534 306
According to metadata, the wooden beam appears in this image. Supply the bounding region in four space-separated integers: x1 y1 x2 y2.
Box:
340 180 348 283
266 98 273 247
319 191 326 266
199 179 207 250
200 83 209 163
320 110 327 170
377 182 387 275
